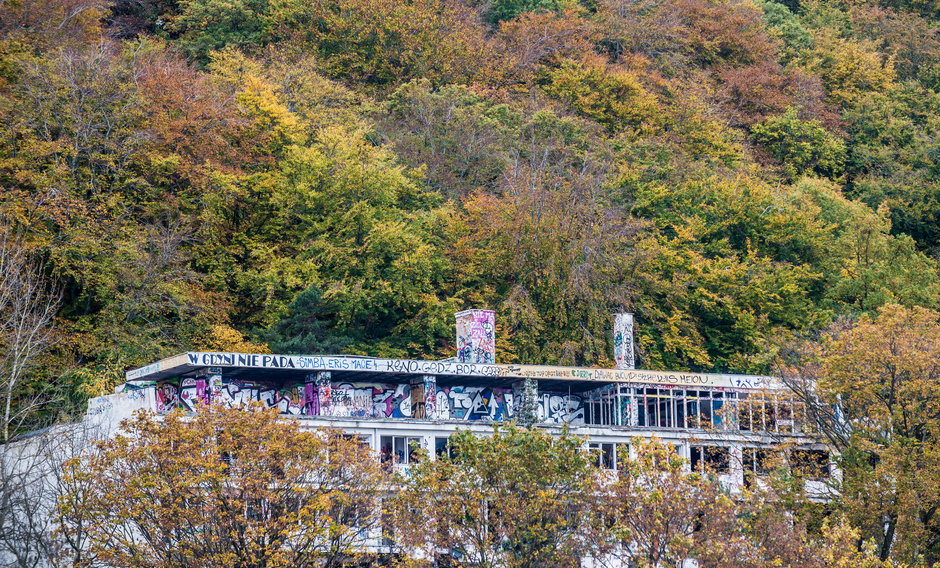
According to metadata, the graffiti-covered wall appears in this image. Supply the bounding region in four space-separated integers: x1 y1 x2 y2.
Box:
148 377 584 425
456 309 496 364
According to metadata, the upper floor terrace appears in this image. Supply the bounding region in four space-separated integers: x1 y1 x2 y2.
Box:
111 349 814 440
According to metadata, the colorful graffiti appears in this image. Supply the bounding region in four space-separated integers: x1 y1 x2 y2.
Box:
434 386 513 421
148 377 584 425
537 394 584 424
155 382 179 413
456 309 496 364
206 379 304 415
327 383 411 418
422 375 436 419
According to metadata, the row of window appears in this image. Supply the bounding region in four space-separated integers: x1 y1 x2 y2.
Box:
583 386 818 435
378 435 830 480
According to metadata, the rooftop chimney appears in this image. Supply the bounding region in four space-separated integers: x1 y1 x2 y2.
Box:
613 313 635 370
456 309 496 364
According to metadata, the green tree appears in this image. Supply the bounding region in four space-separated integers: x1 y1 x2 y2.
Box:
261 285 351 354
756 0 811 61
271 126 457 357
843 85 940 251
487 0 563 23
751 107 846 180
169 0 271 62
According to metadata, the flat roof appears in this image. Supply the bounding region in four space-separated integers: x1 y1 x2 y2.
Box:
125 352 783 392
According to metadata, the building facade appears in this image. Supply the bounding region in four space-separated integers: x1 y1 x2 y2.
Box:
97 331 832 496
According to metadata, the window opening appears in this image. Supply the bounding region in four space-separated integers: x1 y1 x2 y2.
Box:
691 445 730 474
380 435 422 464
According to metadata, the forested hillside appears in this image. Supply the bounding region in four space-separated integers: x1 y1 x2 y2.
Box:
1 0 939 427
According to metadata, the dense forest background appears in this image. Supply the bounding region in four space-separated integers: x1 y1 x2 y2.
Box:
1 0 938 426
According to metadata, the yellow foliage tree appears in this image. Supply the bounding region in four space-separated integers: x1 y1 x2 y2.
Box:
542 56 662 134
199 324 271 353
799 30 897 106
782 304 940 563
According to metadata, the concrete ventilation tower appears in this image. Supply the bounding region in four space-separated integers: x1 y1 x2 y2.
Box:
613 313 636 370
455 309 496 364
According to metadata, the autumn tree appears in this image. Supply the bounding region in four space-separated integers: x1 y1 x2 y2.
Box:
0 0 105 52
542 56 661 134
779 304 940 564
594 0 778 70
492 9 595 86
264 0 491 89
389 424 598 568
797 30 897 107
58 405 390 568
591 439 746 568
717 63 833 127
378 80 512 197
0 230 59 441
592 439 909 568
459 157 646 366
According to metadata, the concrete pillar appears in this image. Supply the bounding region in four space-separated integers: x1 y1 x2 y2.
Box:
208 367 223 404
512 378 538 426
307 371 331 416
410 376 436 419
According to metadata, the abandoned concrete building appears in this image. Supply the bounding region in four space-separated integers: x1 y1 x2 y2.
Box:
90 310 833 496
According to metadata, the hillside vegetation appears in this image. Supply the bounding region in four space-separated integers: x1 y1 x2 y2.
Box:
1 0 939 425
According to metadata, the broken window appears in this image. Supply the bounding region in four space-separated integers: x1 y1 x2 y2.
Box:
675 392 686 429
742 448 780 488
584 384 620 426
690 445 730 474
583 385 744 431
738 393 799 434
589 442 616 470
434 436 452 459
684 391 737 430
790 449 829 480
380 436 422 465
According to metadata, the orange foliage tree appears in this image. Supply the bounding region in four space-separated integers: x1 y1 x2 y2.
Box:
57 404 389 568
